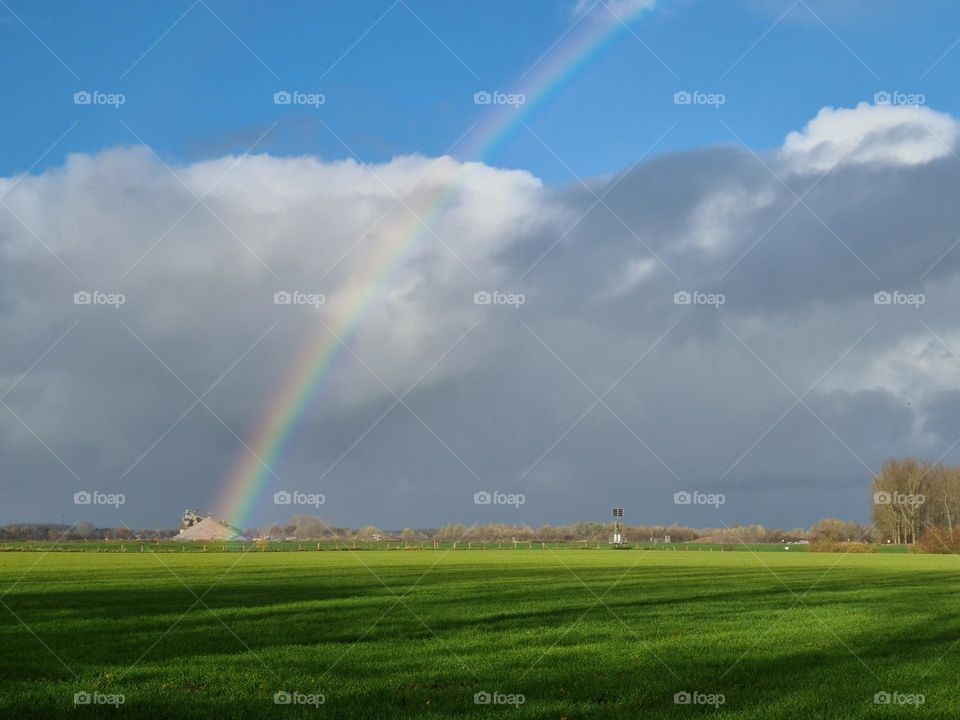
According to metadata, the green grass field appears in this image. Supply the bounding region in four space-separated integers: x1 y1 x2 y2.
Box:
0 548 954 718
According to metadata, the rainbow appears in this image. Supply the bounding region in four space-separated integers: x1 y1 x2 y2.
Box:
214 2 657 528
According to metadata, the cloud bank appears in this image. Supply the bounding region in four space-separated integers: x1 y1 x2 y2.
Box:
3 102 960 529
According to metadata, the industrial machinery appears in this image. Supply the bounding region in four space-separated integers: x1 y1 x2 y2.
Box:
182 509 205 529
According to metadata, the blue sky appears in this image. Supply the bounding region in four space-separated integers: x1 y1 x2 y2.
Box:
4 0 960 184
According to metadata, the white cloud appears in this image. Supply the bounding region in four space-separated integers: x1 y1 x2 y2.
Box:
598 256 659 299
682 185 777 254
779 102 958 173
822 331 960 401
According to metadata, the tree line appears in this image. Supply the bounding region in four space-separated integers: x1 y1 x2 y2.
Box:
10 461 959 548
259 516 860 545
0 516 872 545
871 457 960 545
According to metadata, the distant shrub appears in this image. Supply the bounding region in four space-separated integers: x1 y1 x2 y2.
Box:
914 528 960 554
839 542 877 553
808 540 877 553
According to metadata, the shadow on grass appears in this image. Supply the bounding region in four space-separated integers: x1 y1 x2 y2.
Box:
2 562 960 718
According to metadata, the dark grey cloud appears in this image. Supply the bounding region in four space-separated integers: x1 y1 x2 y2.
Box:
3 103 960 531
